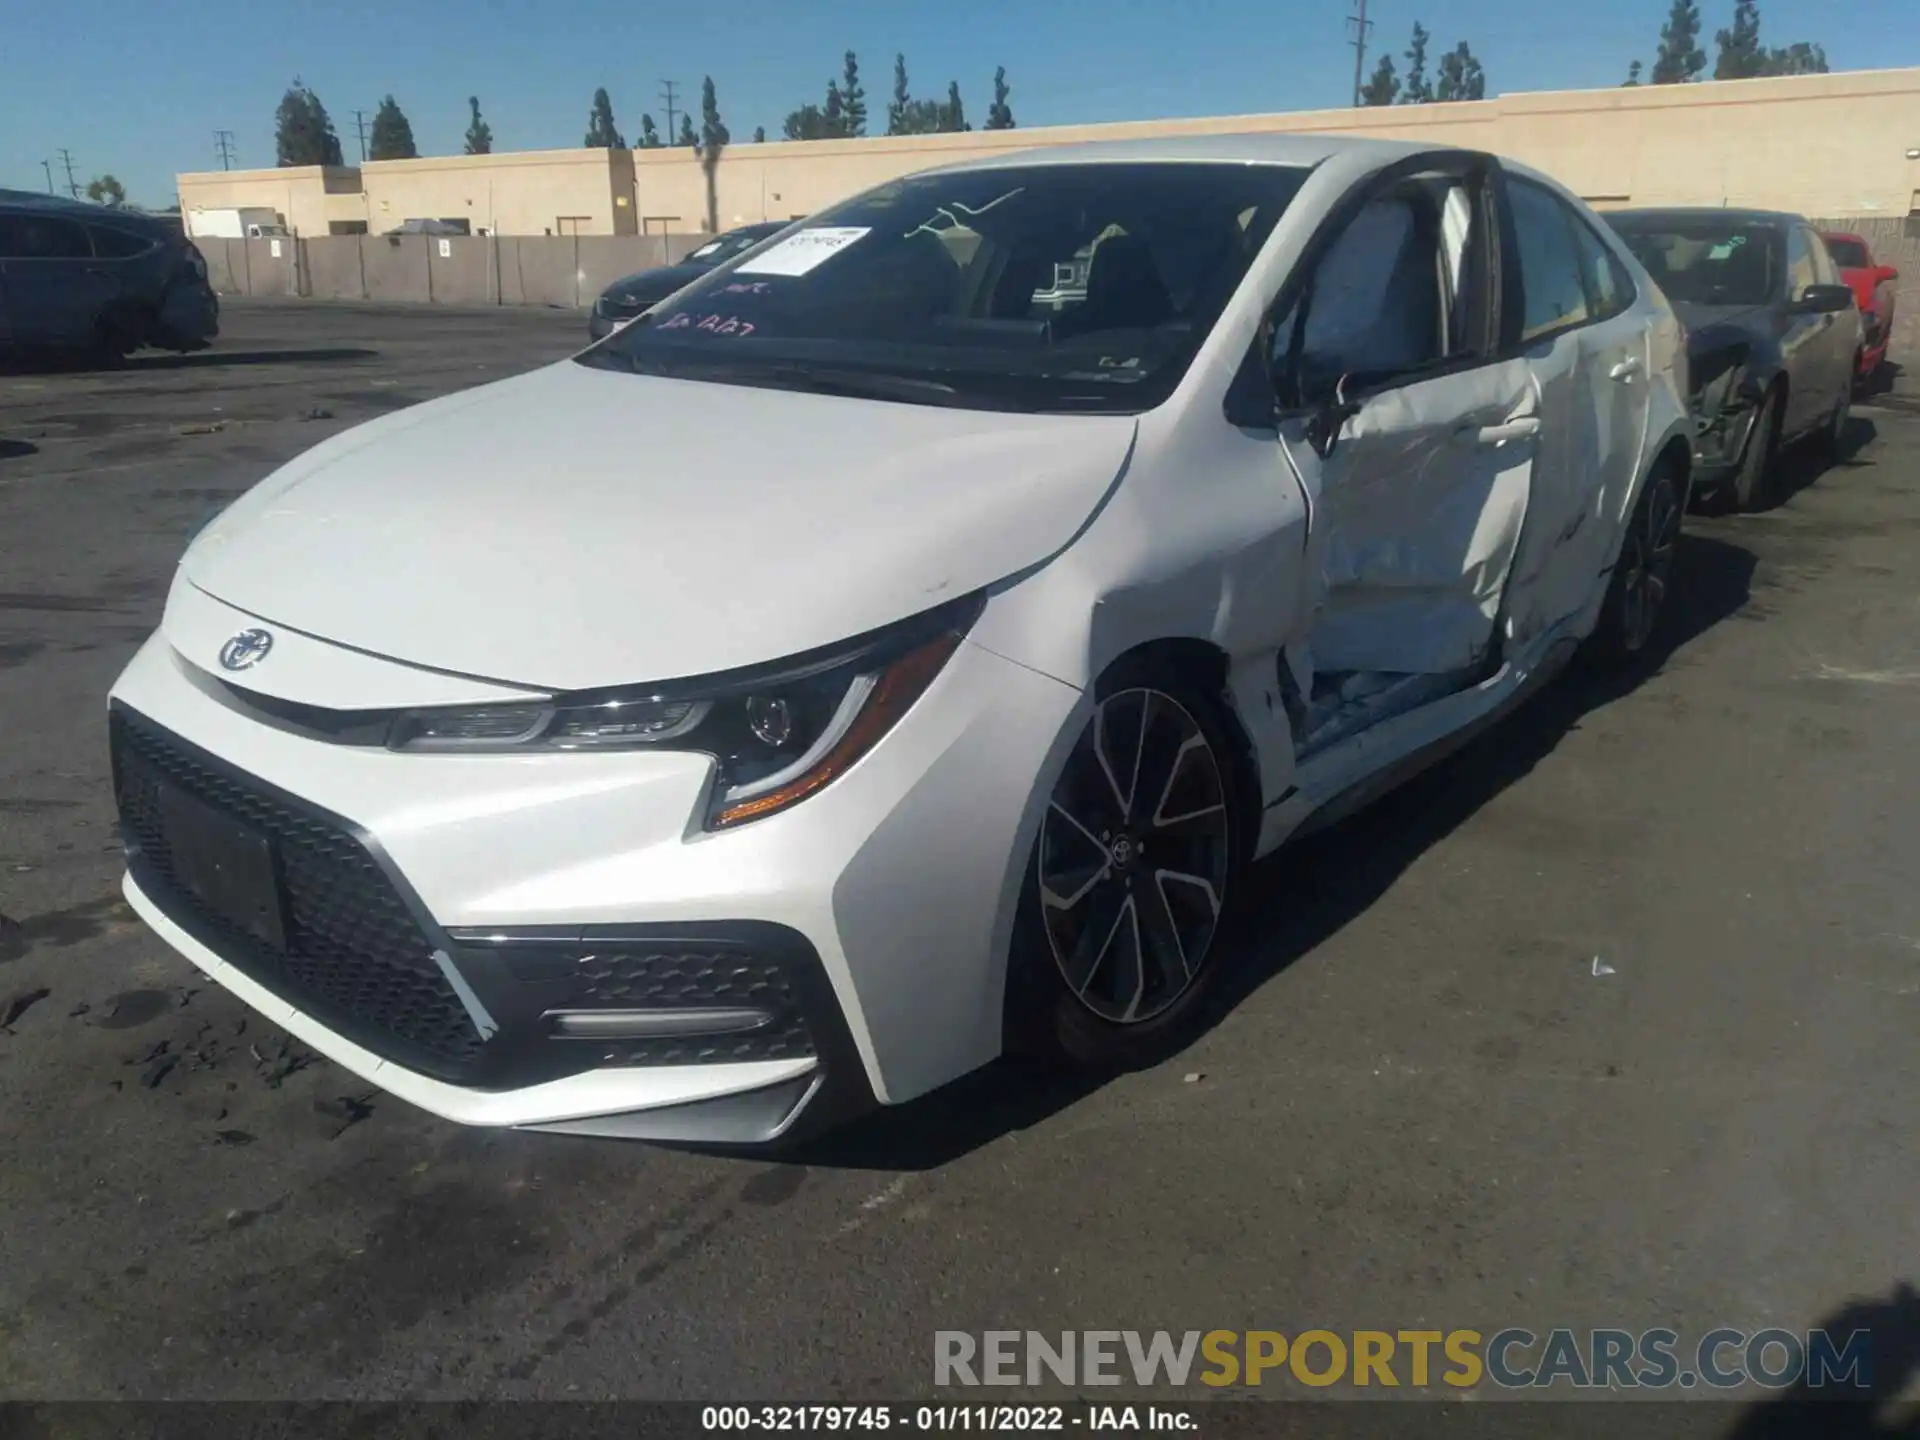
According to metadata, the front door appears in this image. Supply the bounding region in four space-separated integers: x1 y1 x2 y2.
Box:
1780 225 1835 437
0 211 115 349
1270 170 1537 685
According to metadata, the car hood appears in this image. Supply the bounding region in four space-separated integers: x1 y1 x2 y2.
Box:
182 361 1135 692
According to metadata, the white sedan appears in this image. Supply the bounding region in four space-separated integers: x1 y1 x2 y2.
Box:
109 134 1692 1146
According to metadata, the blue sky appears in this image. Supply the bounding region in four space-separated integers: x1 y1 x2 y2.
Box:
3 0 1914 207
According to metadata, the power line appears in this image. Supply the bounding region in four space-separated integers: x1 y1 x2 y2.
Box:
56 148 80 199
659 80 682 145
214 129 236 170
1347 0 1374 106
352 109 370 163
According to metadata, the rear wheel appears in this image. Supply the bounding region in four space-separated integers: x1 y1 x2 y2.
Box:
90 308 143 367
1006 661 1247 1071
1588 462 1682 665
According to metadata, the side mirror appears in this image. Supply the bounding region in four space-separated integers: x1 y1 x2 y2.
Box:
1877 264 1900 285
1796 283 1855 314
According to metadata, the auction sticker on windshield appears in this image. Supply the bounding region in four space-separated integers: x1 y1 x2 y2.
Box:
736 227 871 276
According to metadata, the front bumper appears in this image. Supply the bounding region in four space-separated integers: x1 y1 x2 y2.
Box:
107 599 1082 1143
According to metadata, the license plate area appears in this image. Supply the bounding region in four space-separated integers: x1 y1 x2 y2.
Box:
157 781 288 951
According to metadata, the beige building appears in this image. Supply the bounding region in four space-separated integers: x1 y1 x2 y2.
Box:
180 66 1920 240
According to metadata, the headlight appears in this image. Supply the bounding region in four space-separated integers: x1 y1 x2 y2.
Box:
387 592 984 829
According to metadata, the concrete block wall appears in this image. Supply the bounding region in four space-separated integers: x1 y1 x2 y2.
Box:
199 234 712 309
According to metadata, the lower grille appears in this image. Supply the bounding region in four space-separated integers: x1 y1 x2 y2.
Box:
462 939 819 1067
111 706 483 1077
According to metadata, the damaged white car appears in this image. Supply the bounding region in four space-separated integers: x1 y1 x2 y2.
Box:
109 134 1692 1146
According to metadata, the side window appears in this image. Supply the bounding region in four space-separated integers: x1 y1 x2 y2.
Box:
1785 227 1819 298
1272 194 1445 401
88 226 154 260
1507 180 1591 342
1568 216 1635 323
0 213 91 260
1804 228 1840 286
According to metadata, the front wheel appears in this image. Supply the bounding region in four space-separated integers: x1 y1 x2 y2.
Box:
1729 390 1782 513
1587 464 1682 666
1006 663 1247 1071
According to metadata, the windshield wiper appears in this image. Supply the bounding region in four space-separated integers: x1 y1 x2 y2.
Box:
730 364 961 405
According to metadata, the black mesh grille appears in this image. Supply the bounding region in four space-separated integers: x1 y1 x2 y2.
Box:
111 707 482 1074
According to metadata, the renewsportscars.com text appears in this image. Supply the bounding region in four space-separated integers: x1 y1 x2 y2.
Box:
933 1328 1872 1391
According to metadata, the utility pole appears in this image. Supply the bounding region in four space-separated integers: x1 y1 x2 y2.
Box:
57 148 80 199
659 80 681 146
214 129 236 170
41 159 55 193
1347 0 1373 106
353 109 370 163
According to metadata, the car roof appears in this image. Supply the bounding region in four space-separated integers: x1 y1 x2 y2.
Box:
918 131 1449 176
1606 206 1806 226
0 189 174 235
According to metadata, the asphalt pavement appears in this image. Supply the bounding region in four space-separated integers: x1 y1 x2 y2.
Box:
3 303 1920 1419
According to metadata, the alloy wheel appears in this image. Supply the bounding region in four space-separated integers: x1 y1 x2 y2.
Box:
1617 474 1680 653
1037 687 1232 1025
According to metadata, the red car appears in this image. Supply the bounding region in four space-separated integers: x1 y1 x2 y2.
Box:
1821 231 1899 381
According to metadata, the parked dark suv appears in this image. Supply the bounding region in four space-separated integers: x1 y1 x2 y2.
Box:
0 190 219 362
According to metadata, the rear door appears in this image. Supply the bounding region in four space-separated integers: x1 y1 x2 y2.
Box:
0 211 117 348
1780 225 1833 436
1500 176 1652 646
1272 159 1538 682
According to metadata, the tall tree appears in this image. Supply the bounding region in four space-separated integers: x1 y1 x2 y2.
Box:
85 174 125 206
941 81 968 132
584 87 624 148
752 125 766 143
677 113 697 147
1714 0 1764 79
1763 41 1828 74
1623 59 1644 86
464 96 494 154
697 75 730 233
783 103 829 139
1360 54 1401 105
368 95 418 161
275 78 344 167
639 114 661 147
1400 23 1434 104
1434 42 1486 101
839 51 867 137
888 53 913 136
1650 0 1706 83
984 66 1015 129
824 81 846 136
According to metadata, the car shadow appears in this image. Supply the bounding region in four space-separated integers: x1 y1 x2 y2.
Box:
791 531 1759 1172
1760 414 1880 512
1855 359 1904 404
1722 1283 1920 1438
0 347 377 376
0 438 38 461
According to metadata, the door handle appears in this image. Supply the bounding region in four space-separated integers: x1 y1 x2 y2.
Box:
1608 357 1643 381
1455 417 1542 446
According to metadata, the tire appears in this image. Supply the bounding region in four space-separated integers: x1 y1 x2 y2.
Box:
89 308 142 368
1005 658 1249 1072
1728 387 1782 513
1587 461 1682 666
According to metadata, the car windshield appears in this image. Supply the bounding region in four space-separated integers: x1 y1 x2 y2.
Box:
1823 236 1870 269
579 161 1311 415
1607 217 1780 307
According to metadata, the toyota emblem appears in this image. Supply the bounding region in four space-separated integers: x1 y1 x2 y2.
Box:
219 628 274 672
